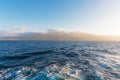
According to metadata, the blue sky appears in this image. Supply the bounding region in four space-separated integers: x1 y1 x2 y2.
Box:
0 0 120 35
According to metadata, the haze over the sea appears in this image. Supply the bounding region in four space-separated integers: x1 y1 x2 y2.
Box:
0 0 120 41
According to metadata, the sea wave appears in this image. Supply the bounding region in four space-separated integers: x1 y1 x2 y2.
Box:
0 41 120 80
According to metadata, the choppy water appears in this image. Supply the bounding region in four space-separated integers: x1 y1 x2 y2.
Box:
0 41 120 80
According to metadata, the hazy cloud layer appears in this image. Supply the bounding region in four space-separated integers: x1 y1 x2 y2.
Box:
0 28 120 41
0 26 26 37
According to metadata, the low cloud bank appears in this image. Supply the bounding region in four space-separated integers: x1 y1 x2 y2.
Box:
0 28 120 41
0 26 26 37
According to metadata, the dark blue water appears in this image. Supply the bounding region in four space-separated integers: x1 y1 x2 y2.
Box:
0 41 120 80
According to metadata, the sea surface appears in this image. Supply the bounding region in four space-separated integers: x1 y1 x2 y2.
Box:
0 41 120 80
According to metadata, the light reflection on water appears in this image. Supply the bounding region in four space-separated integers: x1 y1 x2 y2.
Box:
0 41 120 80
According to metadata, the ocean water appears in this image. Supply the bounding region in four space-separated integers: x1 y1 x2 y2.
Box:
0 41 120 80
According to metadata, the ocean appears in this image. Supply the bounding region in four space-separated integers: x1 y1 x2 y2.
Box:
0 41 120 80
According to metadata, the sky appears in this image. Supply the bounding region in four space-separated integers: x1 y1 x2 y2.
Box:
0 0 120 36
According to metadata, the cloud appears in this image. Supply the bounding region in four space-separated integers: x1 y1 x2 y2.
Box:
10 26 26 33
47 28 65 33
0 26 27 37
0 28 120 41
0 30 17 37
